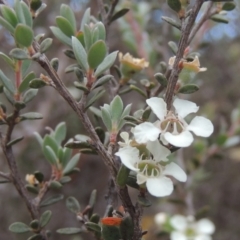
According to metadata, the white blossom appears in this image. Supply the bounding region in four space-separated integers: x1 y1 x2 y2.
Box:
115 140 187 197
133 97 214 147
170 215 215 240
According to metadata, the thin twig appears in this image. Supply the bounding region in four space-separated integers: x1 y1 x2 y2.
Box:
164 0 205 110
188 2 215 44
0 171 11 181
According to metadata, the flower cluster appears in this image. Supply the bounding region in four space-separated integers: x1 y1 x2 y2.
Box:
115 97 214 197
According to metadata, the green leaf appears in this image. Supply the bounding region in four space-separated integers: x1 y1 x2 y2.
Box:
117 164 130 187
137 195 152 207
0 52 15 69
60 4 76 32
22 59 32 76
154 73 168 87
92 74 112 89
101 106 112 131
56 16 75 37
168 41 178 54
66 196 81 213
14 0 26 24
57 228 82 235
95 22 106 40
39 38 53 53
49 180 62 189
61 147 72 168
34 132 43 146
0 5 18 28
178 84 199 94
72 36 89 73
80 8 90 31
29 220 39 230
18 72 35 93
9 222 31 233
94 51 118 77
110 95 123 124
211 14 229 24
6 136 24 147
63 153 80 175
50 26 72 47
20 112 42 121
167 0 181 13
50 58 59 71
129 85 147 98
9 48 29 60
3 87 15 104
23 89 38 103
30 0 42 12
85 89 105 110
83 24 92 51
40 194 64 207
27 234 42 240
161 16 181 30
88 40 107 69
40 210 52 228
43 145 58 165
54 122 67 145
43 135 59 155
74 81 89 92
26 184 39 194
222 2 236 11
0 70 15 94
20 1 33 27
85 222 101 233
110 8 129 24
0 16 15 34
14 24 33 47
120 214 134 240
59 176 71 184
89 189 97 208
29 79 47 89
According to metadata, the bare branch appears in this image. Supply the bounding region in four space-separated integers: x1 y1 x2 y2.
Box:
164 0 205 110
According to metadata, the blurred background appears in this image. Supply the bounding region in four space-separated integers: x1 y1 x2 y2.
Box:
0 0 240 239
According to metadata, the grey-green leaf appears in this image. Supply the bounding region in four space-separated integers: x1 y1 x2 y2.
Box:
9 222 31 233
50 26 72 47
94 51 118 77
23 89 38 103
60 4 76 32
9 48 29 60
0 70 15 94
14 24 33 47
56 16 75 37
110 95 123 124
40 210 52 228
63 153 80 175
88 40 107 69
40 38 53 53
66 196 81 213
72 36 89 72
178 84 199 94
18 72 35 93
40 194 64 207
54 122 67 145
57 227 82 235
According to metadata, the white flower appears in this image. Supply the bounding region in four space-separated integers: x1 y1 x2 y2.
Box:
133 97 214 147
170 215 215 240
118 131 132 147
115 140 187 197
155 212 168 226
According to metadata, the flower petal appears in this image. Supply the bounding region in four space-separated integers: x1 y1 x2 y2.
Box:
196 219 215 235
146 176 173 197
115 147 139 171
164 131 194 147
170 215 188 231
163 162 187 182
195 235 212 240
137 173 148 185
173 98 199 118
170 231 187 240
146 140 170 162
187 116 214 137
133 122 161 143
146 97 167 120
154 213 168 225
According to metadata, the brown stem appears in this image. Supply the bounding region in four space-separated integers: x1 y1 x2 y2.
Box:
188 2 215 45
0 134 39 219
32 41 143 238
164 0 204 110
